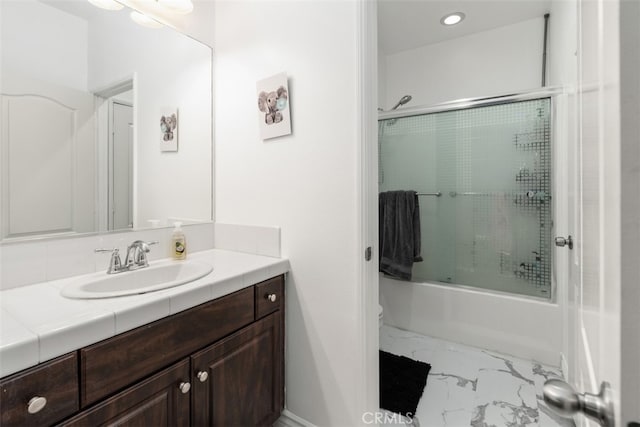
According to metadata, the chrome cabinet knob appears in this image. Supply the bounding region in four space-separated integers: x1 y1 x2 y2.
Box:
266 293 277 302
555 236 573 249
197 371 208 382
179 382 191 394
27 396 47 414
543 379 614 427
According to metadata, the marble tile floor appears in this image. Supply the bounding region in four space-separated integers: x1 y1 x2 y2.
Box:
379 325 575 427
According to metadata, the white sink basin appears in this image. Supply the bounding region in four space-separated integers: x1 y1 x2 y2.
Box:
61 260 213 299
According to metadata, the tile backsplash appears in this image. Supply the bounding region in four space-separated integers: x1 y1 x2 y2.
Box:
0 223 214 291
0 222 282 291
214 223 281 258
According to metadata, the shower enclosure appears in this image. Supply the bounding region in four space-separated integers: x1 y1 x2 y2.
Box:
379 96 552 298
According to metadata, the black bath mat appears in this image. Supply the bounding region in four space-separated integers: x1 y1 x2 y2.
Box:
379 350 431 417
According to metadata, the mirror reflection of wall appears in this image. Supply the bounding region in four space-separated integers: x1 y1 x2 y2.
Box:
0 0 212 241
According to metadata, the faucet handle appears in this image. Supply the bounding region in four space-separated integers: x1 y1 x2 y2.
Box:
127 241 159 268
94 248 117 253
143 241 159 251
129 240 158 253
95 248 122 274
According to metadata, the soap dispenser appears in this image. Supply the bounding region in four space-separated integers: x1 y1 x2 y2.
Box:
171 222 187 260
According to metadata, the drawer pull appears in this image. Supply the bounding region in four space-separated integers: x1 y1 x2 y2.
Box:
197 371 209 382
27 396 47 414
179 382 191 394
266 293 277 303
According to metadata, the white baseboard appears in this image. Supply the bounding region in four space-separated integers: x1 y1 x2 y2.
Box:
274 409 316 427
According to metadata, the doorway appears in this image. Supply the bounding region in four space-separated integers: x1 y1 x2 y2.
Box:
365 0 633 425
109 99 133 231
94 78 134 232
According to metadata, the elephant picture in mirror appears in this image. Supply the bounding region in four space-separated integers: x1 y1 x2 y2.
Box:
160 109 179 152
0 0 212 241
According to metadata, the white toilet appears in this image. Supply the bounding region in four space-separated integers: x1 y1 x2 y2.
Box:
378 304 384 328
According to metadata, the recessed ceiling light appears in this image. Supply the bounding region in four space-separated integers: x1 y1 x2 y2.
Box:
441 12 465 26
87 0 124 11
130 11 163 29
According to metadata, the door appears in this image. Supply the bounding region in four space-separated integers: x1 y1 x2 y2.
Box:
0 72 95 238
564 0 622 425
191 313 283 427
109 101 133 231
61 359 190 426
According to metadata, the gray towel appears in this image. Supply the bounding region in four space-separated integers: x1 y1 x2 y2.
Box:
379 191 423 280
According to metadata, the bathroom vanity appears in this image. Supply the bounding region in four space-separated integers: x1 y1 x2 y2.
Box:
0 250 287 427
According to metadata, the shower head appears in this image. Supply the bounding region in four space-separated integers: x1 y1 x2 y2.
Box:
391 95 412 110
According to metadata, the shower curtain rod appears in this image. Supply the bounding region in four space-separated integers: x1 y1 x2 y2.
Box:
377 86 563 121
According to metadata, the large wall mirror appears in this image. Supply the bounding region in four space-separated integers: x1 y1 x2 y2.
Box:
0 0 212 241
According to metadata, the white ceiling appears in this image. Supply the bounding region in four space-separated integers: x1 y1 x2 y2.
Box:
378 0 551 55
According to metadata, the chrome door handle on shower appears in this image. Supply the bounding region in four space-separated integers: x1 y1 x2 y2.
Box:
555 236 573 249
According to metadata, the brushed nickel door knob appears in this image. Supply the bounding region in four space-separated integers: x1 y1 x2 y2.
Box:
27 396 47 414
266 293 277 302
197 371 208 382
543 379 614 427
179 382 191 394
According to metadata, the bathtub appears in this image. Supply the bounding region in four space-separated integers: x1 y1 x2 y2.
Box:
379 274 563 367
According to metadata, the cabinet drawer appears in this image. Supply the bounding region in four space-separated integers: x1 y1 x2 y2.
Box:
80 287 254 407
0 353 78 427
255 276 284 319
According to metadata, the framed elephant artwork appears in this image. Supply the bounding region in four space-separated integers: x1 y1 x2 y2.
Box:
160 108 179 152
256 72 291 140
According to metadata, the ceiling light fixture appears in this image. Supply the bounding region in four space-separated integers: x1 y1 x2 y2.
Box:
87 0 124 11
130 11 163 29
441 12 465 26
157 0 194 14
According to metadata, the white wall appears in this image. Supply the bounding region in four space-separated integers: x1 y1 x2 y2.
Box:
0 0 88 92
381 17 545 108
87 14 212 228
212 1 365 425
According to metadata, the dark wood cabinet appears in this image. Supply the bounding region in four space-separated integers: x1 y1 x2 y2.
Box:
0 275 285 427
60 359 191 427
191 312 283 427
80 287 255 407
0 353 78 427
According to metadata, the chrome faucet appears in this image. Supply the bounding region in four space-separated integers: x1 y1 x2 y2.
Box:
124 240 157 270
95 240 158 274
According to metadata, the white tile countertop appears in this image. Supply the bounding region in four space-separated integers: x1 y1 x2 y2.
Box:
0 249 289 378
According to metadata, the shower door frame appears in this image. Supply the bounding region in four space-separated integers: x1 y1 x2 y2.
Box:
378 86 563 121
377 86 567 302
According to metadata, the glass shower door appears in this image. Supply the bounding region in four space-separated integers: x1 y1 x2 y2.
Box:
379 98 552 298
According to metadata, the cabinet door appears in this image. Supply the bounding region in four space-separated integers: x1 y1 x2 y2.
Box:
60 359 190 427
191 312 283 427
